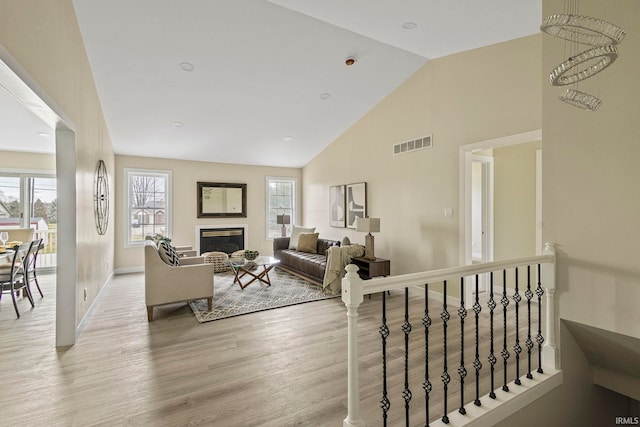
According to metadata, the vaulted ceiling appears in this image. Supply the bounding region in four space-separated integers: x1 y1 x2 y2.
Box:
1 1 542 168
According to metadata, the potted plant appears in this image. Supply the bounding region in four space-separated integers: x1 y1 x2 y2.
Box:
152 233 172 245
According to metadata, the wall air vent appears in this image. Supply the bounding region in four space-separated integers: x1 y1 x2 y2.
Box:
393 135 432 155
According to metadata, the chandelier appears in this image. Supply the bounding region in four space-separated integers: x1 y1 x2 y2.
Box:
540 1 626 111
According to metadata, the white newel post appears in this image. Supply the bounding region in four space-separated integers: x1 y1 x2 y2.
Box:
342 264 365 427
541 242 558 370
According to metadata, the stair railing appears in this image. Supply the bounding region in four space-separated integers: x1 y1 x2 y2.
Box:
342 242 558 427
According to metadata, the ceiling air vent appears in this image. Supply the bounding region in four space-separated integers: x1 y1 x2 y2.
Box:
393 135 432 155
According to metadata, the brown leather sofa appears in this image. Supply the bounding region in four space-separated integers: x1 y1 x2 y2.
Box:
273 237 340 284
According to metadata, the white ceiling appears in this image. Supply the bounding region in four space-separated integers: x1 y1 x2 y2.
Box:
0 84 55 155
0 0 541 168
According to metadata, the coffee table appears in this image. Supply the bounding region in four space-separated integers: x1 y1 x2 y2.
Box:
225 256 280 289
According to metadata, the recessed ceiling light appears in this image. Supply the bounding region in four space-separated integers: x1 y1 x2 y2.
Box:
284 136 294 142
402 22 418 30
320 93 331 100
179 62 194 72
37 132 50 137
173 121 184 128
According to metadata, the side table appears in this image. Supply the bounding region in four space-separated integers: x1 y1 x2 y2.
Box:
351 256 390 279
350 257 391 298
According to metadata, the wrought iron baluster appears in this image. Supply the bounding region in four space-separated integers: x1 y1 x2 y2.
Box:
488 272 497 399
380 290 390 425
422 283 432 427
441 280 450 424
513 267 522 386
473 274 482 406
402 287 413 426
525 265 534 380
501 269 510 392
536 264 545 374
457 278 467 415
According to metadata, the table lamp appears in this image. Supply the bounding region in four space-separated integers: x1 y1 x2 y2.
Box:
356 217 380 260
277 214 291 237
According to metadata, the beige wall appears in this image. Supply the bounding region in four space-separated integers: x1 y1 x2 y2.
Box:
0 151 56 171
495 322 630 427
303 35 542 278
0 0 115 324
2 0 636 419
542 0 640 341
493 141 541 260
499 0 640 425
114 155 301 271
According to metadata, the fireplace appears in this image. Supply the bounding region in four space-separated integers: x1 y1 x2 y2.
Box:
197 225 247 255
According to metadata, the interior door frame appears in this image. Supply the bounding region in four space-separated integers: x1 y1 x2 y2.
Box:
471 154 494 265
536 149 543 255
459 129 542 303
0 44 78 347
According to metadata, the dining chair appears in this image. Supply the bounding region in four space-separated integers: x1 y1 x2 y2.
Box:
0 243 34 318
23 239 44 298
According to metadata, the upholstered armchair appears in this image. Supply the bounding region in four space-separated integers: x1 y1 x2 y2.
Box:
144 242 215 321
175 246 198 257
143 235 197 257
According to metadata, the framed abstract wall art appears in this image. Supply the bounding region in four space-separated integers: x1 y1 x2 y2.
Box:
329 185 346 227
346 182 367 229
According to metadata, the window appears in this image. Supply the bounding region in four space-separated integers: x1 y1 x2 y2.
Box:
0 173 57 271
125 169 171 245
266 177 296 240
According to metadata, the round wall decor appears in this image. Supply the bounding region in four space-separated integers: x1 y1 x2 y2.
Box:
94 160 109 235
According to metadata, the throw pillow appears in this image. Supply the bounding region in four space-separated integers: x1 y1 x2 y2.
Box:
231 250 245 259
289 225 316 250
344 244 365 258
341 236 351 246
158 240 180 266
297 232 319 254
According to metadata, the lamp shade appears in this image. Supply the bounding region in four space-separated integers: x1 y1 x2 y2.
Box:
277 214 291 225
355 217 380 233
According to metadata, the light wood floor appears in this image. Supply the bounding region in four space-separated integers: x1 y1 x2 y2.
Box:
0 272 538 426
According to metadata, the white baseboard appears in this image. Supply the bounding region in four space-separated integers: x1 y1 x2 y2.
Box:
114 266 144 275
76 270 113 339
411 284 462 307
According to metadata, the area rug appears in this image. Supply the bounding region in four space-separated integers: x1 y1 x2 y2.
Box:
189 267 340 323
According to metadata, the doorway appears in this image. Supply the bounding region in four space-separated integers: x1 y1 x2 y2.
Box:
470 155 493 293
459 130 542 302
0 47 78 347
471 155 493 264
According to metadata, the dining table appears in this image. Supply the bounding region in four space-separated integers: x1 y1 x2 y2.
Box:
0 244 22 268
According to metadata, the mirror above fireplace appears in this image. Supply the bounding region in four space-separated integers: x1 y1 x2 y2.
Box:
197 182 247 218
